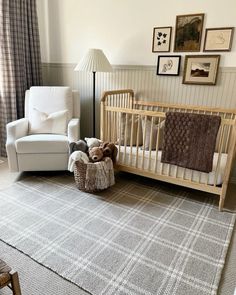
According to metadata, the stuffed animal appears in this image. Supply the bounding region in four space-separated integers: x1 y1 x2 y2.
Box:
68 151 89 172
69 140 88 154
101 142 118 164
85 137 102 149
89 147 104 162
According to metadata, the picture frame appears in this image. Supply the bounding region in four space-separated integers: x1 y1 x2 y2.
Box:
203 27 234 51
156 55 181 76
183 55 220 85
152 27 172 52
174 13 204 52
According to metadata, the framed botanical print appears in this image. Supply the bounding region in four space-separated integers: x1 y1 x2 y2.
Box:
203 27 234 51
183 55 220 85
156 55 181 76
174 13 204 52
152 27 172 52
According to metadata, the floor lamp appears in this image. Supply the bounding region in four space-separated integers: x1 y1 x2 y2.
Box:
74 49 113 137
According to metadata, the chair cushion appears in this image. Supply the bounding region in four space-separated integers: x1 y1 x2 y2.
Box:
15 134 69 154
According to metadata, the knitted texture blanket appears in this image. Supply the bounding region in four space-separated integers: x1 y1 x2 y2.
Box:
85 157 115 191
161 112 221 173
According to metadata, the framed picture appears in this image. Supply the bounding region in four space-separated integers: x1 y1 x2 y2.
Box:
152 27 172 52
203 27 234 51
183 55 220 85
157 55 181 76
174 13 204 52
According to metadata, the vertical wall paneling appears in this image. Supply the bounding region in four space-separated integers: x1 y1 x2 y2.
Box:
42 63 236 180
42 63 236 136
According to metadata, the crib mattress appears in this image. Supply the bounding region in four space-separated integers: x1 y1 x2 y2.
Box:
116 146 227 185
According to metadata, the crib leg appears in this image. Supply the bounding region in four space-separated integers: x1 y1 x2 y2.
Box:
219 183 228 211
219 196 225 212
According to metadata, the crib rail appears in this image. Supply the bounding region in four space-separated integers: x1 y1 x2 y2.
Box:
101 90 236 154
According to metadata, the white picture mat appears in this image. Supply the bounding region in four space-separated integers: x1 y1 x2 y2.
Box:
205 29 233 50
185 57 218 83
153 28 171 52
158 57 180 74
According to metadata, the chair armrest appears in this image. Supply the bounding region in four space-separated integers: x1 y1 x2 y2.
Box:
6 118 29 142
68 118 80 142
6 118 29 172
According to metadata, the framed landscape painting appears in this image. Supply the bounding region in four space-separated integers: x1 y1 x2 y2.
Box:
203 27 234 51
174 13 204 52
183 55 220 85
152 27 172 52
156 55 181 76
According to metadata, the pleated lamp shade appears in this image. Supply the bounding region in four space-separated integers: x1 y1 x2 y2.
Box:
74 49 113 72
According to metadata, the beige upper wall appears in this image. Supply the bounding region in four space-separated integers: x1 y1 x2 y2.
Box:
37 0 236 66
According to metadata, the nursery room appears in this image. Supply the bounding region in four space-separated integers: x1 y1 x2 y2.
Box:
0 0 236 294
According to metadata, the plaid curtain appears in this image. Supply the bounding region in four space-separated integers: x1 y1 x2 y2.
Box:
0 0 42 156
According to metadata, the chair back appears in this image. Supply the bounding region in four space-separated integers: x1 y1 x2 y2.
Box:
25 86 80 119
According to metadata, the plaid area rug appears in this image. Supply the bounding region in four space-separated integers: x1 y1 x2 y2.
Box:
0 173 235 295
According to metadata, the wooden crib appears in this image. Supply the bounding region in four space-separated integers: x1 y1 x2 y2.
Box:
100 89 236 211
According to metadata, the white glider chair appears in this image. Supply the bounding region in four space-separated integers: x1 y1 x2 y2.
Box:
6 86 80 172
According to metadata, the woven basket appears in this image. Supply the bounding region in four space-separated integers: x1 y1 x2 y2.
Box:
74 159 114 192
74 161 88 191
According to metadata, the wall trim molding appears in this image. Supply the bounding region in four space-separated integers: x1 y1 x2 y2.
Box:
42 63 236 73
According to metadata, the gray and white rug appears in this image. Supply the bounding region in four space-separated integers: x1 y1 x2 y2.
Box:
0 172 235 295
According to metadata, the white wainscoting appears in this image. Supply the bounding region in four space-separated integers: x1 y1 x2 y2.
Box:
42 63 236 180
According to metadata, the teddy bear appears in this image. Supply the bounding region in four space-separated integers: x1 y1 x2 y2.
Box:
101 142 118 164
85 137 102 149
69 140 88 154
88 147 104 162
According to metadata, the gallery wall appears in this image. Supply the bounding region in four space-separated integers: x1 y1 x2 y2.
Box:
37 0 236 66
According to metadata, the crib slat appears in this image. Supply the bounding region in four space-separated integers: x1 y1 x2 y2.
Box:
118 112 122 162
136 115 141 168
224 113 233 153
107 111 110 141
155 117 161 173
148 117 154 170
214 124 225 186
124 113 128 163
142 116 147 170
129 114 134 166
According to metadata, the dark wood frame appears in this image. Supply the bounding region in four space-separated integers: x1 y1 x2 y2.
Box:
183 55 220 85
203 27 234 52
174 13 204 52
152 26 172 52
0 270 21 295
156 55 181 76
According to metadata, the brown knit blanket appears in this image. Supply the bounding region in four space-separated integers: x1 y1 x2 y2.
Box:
161 112 221 173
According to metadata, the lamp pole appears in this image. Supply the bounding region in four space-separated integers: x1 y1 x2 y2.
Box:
92 71 96 138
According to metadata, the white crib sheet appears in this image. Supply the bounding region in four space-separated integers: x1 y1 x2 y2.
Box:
116 146 227 185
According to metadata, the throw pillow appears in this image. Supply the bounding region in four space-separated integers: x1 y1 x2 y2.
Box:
29 108 68 135
142 118 165 150
118 113 143 146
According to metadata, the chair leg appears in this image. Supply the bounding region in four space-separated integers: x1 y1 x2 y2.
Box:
10 271 21 295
